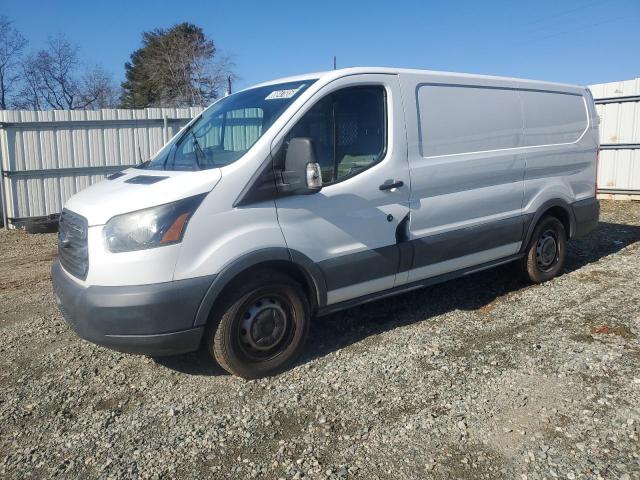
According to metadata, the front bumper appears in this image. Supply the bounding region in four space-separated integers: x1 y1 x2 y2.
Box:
51 260 215 356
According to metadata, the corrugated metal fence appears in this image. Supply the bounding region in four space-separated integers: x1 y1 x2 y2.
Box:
590 77 640 199
0 107 203 227
1 80 639 227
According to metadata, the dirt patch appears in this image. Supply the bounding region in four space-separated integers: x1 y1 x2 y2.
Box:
590 324 636 338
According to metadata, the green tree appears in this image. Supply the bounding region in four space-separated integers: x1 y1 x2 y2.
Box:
120 23 233 108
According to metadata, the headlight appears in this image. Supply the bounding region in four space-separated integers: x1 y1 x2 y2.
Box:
104 194 206 253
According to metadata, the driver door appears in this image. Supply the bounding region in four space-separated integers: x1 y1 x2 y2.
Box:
274 75 410 305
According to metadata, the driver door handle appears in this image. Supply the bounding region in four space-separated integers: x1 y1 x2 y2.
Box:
379 180 404 191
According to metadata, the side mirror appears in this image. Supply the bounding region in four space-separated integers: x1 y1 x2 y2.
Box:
280 138 322 194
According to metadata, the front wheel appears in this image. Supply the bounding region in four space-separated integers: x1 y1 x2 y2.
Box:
519 216 567 284
207 271 310 379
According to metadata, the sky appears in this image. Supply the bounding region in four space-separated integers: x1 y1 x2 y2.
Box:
2 0 639 90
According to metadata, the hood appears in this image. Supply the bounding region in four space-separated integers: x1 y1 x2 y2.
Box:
65 168 222 226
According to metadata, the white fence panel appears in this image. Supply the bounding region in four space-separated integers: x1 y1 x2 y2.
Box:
590 77 640 199
0 107 203 226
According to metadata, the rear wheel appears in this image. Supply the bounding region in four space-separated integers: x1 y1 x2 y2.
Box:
207 271 310 379
519 216 567 284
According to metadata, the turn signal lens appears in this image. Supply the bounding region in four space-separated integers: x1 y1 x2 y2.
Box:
161 212 191 244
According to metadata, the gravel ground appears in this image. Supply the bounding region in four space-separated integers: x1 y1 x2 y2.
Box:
1 200 639 480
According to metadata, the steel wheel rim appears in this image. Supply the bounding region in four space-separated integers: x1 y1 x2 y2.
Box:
238 295 294 361
536 229 559 272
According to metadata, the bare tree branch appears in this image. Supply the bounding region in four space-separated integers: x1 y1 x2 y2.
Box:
0 16 27 109
80 66 119 109
13 55 42 110
13 35 117 110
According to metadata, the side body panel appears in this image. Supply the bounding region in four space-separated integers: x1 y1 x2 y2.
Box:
399 73 526 284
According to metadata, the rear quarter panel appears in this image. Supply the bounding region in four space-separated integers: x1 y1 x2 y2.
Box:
520 84 598 216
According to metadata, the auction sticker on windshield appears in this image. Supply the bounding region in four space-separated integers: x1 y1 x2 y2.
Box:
265 85 306 100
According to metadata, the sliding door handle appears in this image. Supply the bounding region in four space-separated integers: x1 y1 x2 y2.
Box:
379 180 404 191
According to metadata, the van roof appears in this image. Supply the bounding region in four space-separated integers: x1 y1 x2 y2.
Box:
248 67 585 92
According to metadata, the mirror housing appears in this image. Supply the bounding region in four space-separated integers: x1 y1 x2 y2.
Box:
279 138 322 194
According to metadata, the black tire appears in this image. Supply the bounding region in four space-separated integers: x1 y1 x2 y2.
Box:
519 215 567 284
206 271 310 379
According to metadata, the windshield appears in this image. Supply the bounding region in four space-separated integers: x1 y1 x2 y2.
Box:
140 80 315 171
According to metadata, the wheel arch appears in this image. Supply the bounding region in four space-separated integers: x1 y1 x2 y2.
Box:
193 248 327 328
521 198 576 253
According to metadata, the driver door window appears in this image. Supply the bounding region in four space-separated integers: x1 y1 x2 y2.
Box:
286 86 386 184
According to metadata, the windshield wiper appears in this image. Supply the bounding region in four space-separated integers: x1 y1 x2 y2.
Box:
191 132 208 170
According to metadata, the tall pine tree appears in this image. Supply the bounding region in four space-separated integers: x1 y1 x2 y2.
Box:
120 23 232 108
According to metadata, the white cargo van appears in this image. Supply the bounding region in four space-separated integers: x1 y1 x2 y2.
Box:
52 68 599 378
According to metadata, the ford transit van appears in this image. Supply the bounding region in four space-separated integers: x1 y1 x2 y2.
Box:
52 68 599 378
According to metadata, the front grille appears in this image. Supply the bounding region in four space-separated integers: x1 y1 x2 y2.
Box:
58 209 89 279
